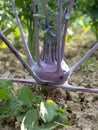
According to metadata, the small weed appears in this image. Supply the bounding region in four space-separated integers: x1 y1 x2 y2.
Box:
81 77 91 87
81 56 97 73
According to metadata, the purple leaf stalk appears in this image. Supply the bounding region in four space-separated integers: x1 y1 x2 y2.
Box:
0 0 98 93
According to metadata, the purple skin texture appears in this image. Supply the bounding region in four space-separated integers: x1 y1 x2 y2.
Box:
0 0 98 93
32 60 69 85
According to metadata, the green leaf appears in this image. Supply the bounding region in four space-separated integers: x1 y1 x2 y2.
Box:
56 114 71 126
0 88 11 100
21 109 39 130
15 0 25 8
39 122 58 130
40 122 58 130
55 108 71 126
17 87 34 106
0 101 11 115
0 99 18 119
0 101 11 119
0 79 12 89
40 100 57 122
16 114 25 122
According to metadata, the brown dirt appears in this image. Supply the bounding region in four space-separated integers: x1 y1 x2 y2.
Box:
0 39 98 130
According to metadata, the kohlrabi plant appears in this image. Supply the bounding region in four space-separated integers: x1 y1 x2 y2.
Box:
0 0 98 93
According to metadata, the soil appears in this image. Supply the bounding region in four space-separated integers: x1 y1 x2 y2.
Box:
0 36 98 130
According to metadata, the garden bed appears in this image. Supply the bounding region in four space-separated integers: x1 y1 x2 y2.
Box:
0 39 98 130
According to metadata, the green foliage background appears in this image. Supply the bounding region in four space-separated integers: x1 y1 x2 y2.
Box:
0 0 98 50
75 0 98 40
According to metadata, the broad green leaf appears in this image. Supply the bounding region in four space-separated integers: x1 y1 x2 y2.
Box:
56 114 71 126
16 114 25 122
0 98 21 119
0 101 12 116
40 100 57 122
39 122 58 130
21 109 39 130
0 101 12 120
40 100 71 126
0 88 11 100
55 108 71 126
22 122 58 130
17 87 34 106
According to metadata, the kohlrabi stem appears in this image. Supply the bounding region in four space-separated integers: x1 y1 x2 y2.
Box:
55 83 98 93
70 42 98 75
32 1 41 66
0 33 43 83
54 43 57 61
48 40 52 64
11 0 35 66
56 0 62 72
41 0 50 31
52 45 56 62
42 40 46 61
61 21 69 59
41 0 52 64
0 77 37 84
61 0 74 60
42 39 49 62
